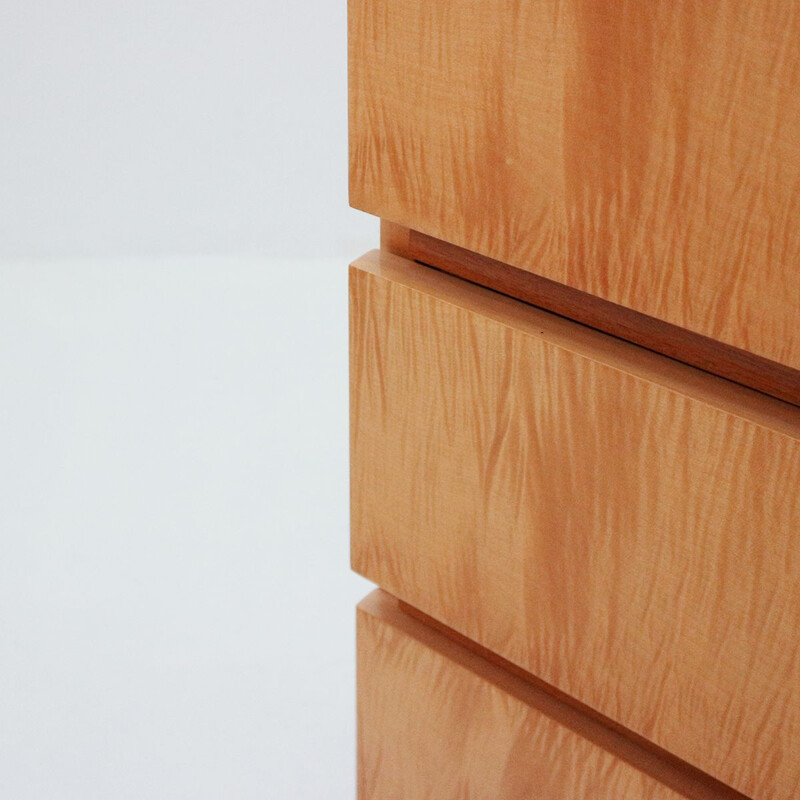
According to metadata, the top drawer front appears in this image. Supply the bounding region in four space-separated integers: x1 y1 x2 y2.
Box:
349 0 800 371
350 251 800 800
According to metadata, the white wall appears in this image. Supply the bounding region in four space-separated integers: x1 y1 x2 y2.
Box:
0 1 376 258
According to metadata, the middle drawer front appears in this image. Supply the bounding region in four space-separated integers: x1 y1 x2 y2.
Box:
350 250 800 800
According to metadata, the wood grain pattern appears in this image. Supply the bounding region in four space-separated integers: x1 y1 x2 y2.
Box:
350 1 800 371
358 590 748 800
350 251 800 800
381 220 800 408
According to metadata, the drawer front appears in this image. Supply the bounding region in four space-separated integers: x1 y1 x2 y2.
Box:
349 0 800 371
358 590 741 800
350 251 800 800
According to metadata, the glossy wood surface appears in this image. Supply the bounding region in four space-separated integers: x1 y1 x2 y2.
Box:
358 590 747 800
350 251 800 800
350 0 800 371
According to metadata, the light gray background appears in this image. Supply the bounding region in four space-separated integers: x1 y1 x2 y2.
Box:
1 3 375 797
0 0 375 259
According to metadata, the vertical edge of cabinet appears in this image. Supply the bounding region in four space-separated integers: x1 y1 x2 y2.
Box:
349 249 800 800
357 589 748 800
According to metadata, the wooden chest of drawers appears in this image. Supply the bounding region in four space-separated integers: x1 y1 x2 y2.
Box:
347 3 800 798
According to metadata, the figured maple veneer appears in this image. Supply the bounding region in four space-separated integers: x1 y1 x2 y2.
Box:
358 590 746 800
350 251 800 800
349 0 800 372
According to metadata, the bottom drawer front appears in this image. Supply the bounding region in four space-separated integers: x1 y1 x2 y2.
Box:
358 590 739 800
350 251 800 800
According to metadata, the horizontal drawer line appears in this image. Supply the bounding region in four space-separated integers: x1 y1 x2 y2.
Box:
367 590 750 800
381 220 800 408
395 597 749 800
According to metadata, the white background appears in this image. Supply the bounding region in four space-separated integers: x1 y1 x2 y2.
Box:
1 3 375 797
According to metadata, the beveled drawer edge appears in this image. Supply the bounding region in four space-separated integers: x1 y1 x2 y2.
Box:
380 219 800 409
354 248 800 441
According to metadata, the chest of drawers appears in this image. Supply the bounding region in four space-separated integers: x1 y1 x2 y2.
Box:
347 3 800 798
